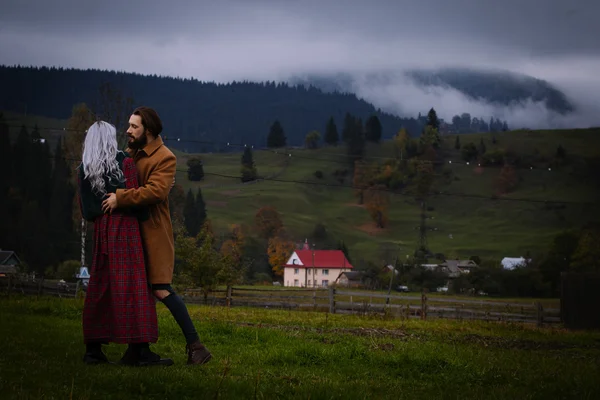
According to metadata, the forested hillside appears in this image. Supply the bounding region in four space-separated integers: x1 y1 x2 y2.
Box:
0 65 412 153
0 66 511 153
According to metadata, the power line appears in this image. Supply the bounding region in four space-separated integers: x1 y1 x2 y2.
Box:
3 123 84 133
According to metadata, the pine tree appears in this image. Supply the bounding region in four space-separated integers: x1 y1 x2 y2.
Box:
18 200 50 273
324 116 339 146
27 124 53 215
266 120 286 148
240 146 257 182
186 157 204 181
12 125 31 194
48 138 76 264
426 108 440 130
0 113 11 197
183 189 201 237
489 117 495 132
342 113 355 143
168 183 186 227
347 117 366 166
337 240 352 264
478 138 487 154
0 114 13 249
365 115 382 143
195 187 207 228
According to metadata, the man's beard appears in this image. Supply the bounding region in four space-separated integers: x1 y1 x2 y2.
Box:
128 134 147 150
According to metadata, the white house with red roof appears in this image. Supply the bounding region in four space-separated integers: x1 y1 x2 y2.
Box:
283 243 353 288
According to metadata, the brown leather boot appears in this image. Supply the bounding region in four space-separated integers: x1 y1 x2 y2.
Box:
186 341 212 365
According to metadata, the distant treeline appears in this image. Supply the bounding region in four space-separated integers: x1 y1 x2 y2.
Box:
0 66 508 153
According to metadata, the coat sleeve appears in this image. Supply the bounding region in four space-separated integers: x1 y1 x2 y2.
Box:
115 153 176 207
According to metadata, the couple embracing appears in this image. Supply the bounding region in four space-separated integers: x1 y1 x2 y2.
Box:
77 107 211 367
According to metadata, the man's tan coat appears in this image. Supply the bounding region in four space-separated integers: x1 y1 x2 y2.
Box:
116 136 176 284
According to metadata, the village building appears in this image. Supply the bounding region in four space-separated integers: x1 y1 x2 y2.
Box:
0 249 21 278
283 241 353 288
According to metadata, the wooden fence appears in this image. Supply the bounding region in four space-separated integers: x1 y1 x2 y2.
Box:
182 286 560 327
0 277 80 298
0 279 560 326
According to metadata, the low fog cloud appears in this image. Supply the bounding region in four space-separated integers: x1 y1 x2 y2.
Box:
1 0 599 128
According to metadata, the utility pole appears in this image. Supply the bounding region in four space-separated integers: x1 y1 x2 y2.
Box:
312 246 315 289
418 200 428 256
80 218 86 267
386 246 400 305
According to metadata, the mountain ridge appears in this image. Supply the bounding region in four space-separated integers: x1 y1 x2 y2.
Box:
288 67 575 119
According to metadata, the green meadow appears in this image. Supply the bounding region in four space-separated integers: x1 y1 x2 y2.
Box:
1 297 599 399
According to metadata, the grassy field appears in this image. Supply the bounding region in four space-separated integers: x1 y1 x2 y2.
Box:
4 109 600 264
177 128 600 263
1 296 599 399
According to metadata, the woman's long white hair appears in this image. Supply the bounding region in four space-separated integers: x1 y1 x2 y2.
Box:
82 121 125 196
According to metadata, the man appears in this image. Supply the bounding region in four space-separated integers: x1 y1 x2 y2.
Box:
102 106 212 366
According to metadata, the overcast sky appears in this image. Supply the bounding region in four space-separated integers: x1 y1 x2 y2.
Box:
1 0 599 127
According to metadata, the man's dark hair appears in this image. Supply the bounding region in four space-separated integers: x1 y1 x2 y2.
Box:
133 106 163 137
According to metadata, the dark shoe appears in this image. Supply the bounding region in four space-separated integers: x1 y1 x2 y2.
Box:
119 344 174 367
118 345 138 366
186 341 212 365
83 343 109 365
83 351 109 365
137 347 174 367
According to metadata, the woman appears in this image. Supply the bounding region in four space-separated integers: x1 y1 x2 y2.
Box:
77 121 171 366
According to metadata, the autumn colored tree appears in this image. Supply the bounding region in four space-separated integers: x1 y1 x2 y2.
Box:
267 228 295 276
219 224 249 298
419 125 441 149
364 184 391 228
304 130 321 149
495 164 518 195
393 128 409 160
220 224 246 265
421 145 437 163
254 205 283 239
570 225 600 272
174 221 222 302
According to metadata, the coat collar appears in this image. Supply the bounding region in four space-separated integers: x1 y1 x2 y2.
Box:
127 135 165 158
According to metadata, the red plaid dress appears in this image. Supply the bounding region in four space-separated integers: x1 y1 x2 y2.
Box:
82 157 159 344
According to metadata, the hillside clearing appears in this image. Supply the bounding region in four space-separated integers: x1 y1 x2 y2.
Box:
4 110 600 263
